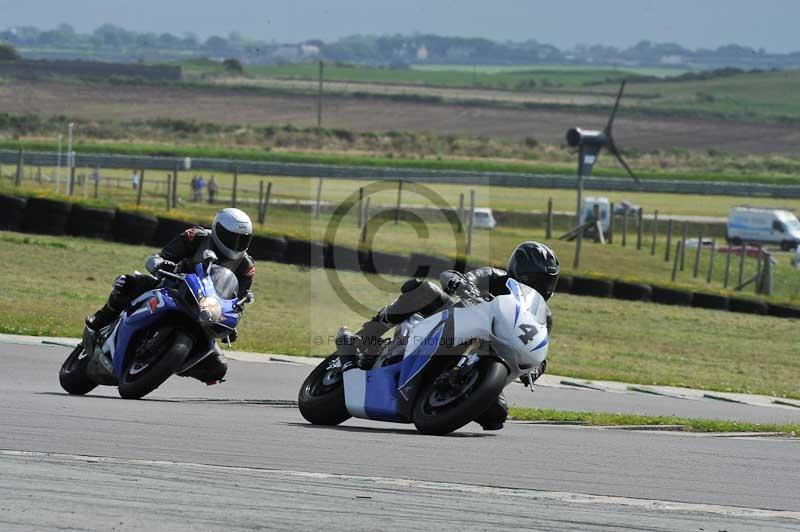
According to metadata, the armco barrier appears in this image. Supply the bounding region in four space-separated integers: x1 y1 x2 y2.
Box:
22 198 72 235
67 205 115 239
0 194 26 231
112 211 158 245
4 149 800 198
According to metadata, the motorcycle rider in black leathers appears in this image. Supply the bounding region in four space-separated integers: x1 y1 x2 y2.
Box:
341 241 559 431
85 208 255 384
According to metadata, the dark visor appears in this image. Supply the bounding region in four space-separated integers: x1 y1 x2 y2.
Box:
216 224 252 252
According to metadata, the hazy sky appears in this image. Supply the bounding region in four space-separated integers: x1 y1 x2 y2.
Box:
1 0 797 52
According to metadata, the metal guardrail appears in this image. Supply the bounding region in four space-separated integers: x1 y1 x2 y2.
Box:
2 149 799 198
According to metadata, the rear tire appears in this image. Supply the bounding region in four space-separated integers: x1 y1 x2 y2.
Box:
298 355 351 426
118 328 192 399
413 358 508 435
59 343 98 395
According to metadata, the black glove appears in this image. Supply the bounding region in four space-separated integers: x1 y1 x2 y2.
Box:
152 258 177 275
439 270 467 295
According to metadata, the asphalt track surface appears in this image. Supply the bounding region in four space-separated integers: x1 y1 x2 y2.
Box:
2 343 799 531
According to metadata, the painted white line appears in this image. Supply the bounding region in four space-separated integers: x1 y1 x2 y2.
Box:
2 449 798 521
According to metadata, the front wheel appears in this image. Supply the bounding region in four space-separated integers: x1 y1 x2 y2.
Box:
118 328 192 399
59 343 98 395
298 355 351 426
413 358 508 435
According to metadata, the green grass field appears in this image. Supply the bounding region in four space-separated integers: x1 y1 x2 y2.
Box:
1 230 798 398
182 60 666 89
179 59 800 123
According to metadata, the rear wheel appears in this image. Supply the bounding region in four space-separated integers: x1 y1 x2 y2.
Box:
59 343 98 395
298 355 351 425
118 328 192 399
412 358 508 435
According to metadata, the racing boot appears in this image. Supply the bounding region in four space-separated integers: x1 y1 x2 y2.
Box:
474 393 508 431
336 327 361 372
519 359 547 388
181 352 228 385
85 303 119 331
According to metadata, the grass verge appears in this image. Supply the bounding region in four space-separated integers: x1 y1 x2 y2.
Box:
508 407 800 435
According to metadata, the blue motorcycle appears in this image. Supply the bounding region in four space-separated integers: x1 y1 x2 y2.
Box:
59 251 253 399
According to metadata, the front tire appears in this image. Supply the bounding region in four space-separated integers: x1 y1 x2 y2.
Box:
118 328 192 399
59 343 98 395
298 355 351 425
412 358 508 435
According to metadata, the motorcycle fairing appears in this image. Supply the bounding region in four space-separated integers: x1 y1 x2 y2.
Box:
343 310 449 422
108 288 178 377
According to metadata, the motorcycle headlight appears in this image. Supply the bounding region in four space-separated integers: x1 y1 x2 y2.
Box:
198 296 223 323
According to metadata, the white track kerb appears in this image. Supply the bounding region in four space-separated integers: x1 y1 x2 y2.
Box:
4 332 800 411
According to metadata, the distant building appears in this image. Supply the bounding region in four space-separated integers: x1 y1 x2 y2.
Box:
416 45 429 61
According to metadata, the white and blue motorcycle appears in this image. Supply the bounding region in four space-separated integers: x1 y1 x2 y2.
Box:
298 278 549 435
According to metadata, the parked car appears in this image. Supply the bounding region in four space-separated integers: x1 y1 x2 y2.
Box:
613 200 640 216
727 206 800 250
471 208 497 230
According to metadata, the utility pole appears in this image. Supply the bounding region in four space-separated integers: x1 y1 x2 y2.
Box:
317 60 324 128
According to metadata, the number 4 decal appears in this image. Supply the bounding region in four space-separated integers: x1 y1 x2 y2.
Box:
518 323 537 345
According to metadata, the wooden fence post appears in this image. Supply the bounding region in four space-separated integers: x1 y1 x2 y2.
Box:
636 208 644 250
165 174 172 210
706 239 716 283
361 197 371 243
679 222 688 271
693 233 703 278
314 177 323 219
171 167 178 208
466 189 475 255
394 180 403 225
664 219 673 263
723 248 732 288
762 252 773 296
737 245 746 287
136 169 145 206
651 210 658 255
458 193 465 233
69 165 76 196
357 187 364 227
671 241 682 282
621 205 628 246
14 148 23 187
257 181 264 224
546 197 553 239
608 202 615 244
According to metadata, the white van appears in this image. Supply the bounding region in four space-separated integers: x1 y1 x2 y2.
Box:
580 196 611 234
727 206 800 250
471 208 497 230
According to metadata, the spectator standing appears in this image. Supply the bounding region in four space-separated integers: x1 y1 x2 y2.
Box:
197 175 206 202
190 175 199 202
131 171 139 190
208 176 218 204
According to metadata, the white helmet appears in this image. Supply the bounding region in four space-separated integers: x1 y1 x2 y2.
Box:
211 208 253 260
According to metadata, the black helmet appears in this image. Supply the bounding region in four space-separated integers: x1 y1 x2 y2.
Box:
507 241 560 300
